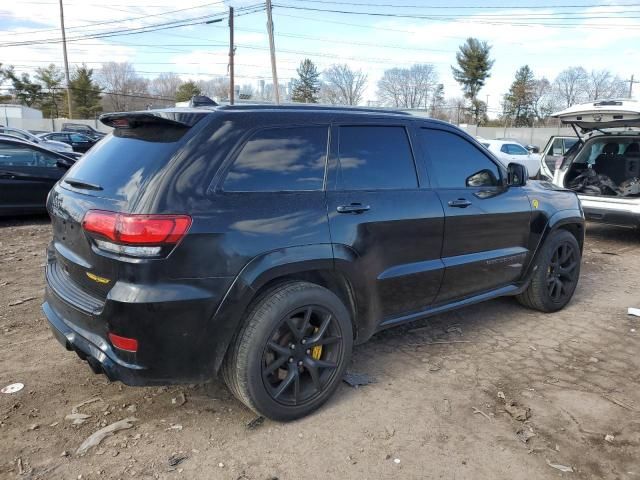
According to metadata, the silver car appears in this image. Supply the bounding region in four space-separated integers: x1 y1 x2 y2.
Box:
551 100 640 228
0 127 73 154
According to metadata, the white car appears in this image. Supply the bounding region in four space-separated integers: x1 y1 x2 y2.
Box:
478 139 541 177
0 127 73 154
551 99 640 228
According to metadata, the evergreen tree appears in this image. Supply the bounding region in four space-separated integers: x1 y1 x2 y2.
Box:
70 64 102 118
503 65 537 127
5 67 42 107
291 58 320 103
176 81 201 102
451 38 494 123
35 64 65 118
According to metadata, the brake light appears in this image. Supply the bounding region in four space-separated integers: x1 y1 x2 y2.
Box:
83 210 191 257
108 332 138 352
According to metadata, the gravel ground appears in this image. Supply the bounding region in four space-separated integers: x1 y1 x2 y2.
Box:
0 217 639 480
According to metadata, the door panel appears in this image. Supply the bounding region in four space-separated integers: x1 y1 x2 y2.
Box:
435 188 531 302
417 127 532 304
327 123 445 320
328 190 445 317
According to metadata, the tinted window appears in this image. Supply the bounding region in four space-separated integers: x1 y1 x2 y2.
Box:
420 128 501 188
507 143 528 155
337 126 417 190
552 138 564 156
224 126 327 192
69 134 88 142
63 125 188 201
0 144 59 167
49 133 68 142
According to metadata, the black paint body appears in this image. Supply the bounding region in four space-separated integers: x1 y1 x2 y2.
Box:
43 106 585 385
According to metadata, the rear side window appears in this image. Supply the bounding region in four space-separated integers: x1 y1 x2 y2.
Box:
337 125 417 190
223 126 328 192
63 125 188 201
420 128 501 188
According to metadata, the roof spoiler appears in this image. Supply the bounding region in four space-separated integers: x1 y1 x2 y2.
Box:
100 110 208 129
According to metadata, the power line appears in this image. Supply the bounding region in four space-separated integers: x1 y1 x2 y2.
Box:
272 3 640 28
0 1 227 38
284 0 640 10
0 4 264 47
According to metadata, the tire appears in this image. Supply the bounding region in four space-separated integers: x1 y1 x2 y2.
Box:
222 281 353 421
517 229 581 312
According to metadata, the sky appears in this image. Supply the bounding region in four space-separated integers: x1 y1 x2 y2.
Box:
1 0 639 117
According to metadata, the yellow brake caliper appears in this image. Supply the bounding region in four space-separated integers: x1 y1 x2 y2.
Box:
311 327 323 360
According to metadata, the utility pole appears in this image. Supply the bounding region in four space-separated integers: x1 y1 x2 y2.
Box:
228 6 235 105
265 0 280 104
627 74 639 99
58 0 73 119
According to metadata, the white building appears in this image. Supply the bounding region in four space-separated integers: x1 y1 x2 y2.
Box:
0 104 43 125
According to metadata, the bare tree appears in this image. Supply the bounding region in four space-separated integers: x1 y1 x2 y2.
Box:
197 77 230 101
531 77 556 124
585 69 628 101
377 64 438 109
149 73 184 104
321 64 367 106
553 67 588 108
98 62 149 112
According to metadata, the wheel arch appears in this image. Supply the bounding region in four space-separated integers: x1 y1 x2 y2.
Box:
522 208 585 282
204 244 367 375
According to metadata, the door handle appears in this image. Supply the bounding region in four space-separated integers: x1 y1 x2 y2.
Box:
448 198 472 208
337 203 370 214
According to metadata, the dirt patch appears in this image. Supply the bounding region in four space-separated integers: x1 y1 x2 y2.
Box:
1 219 639 479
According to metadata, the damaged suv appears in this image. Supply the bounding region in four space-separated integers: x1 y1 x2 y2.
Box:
552 100 640 227
43 105 584 420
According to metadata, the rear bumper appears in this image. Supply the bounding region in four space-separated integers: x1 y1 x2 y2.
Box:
43 299 151 385
43 260 235 385
580 196 640 227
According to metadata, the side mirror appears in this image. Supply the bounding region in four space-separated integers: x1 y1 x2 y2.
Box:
507 162 528 187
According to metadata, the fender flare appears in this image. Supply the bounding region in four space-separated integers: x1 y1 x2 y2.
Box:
204 244 336 374
523 208 585 281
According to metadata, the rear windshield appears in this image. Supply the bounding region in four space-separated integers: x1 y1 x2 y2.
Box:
62 125 188 201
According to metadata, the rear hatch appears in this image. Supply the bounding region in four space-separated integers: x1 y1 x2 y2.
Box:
47 110 209 313
552 100 640 131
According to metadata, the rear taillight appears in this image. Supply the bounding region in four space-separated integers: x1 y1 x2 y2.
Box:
82 210 191 257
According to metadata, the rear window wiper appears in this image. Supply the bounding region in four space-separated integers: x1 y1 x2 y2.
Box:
64 178 103 191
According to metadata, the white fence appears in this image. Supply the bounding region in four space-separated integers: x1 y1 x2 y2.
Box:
4 115 574 149
460 125 575 149
2 117 112 133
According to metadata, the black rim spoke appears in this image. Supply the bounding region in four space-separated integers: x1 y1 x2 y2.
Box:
267 341 291 357
264 354 288 376
286 317 303 341
272 368 297 399
261 305 343 406
545 242 578 302
312 335 341 347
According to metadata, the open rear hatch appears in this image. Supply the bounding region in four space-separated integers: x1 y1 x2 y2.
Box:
551 101 640 200
552 100 640 132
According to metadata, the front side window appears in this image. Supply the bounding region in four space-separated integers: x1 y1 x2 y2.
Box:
502 143 528 155
0 144 59 167
337 125 417 190
419 128 501 188
223 126 328 192
70 134 88 142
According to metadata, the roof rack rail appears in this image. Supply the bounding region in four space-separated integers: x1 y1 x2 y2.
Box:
216 103 411 116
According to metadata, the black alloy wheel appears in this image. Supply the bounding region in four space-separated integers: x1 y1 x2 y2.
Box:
222 281 352 421
262 305 343 406
546 241 579 303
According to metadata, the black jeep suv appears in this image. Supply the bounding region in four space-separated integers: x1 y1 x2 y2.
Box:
43 105 584 420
